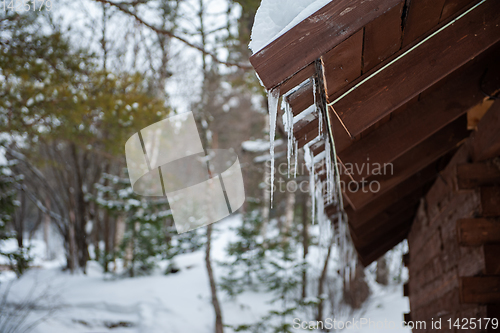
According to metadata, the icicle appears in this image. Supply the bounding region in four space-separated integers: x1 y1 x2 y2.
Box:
318 108 323 138
324 137 334 205
294 140 298 178
268 88 280 208
312 76 323 138
304 144 315 224
281 98 295 177
316 183 331 249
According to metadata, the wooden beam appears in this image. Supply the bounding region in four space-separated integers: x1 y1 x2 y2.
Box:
403 282 410 297
350 201 418 246
401 0 446 48
457 163 500 189
481 186 500 217
348 186 423 229
323 30 363 96
337 48 500 181
487 304 500 333
362 1 403 73
288 80 314 116
357 219 411 266
294 106 351 150
484 244 500 275
331 0 500 137
345 116 468 209
472 100 500 162
440 0 477 22
460 276 500 303
279 64 315 97
250 0 403 90
345 162 437 220
402 252 410 267
457 218 500 246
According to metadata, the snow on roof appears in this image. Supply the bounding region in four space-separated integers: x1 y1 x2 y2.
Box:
249 0 332 53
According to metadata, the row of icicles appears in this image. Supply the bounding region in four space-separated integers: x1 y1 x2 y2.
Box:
266 77 356 282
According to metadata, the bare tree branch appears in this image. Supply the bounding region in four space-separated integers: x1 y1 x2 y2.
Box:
92 0 253 70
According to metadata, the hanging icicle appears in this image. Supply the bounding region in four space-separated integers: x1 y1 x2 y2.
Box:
268 88 280 208
303 143 316 224
294 140 298 178
281 97 295 177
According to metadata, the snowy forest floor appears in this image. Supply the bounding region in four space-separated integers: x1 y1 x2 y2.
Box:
0 215 410 333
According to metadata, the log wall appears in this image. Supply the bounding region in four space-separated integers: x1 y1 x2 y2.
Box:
406 134 500 332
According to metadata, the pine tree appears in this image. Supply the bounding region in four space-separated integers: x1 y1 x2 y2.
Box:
0 153 32 278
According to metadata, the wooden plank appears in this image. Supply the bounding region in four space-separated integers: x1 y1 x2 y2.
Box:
402 0 447 48
487 304 500 333
345 162 436 221
323 29 363 96
288 81 314 116
311 140 324 156
472 100 500 162
481 186 500 217
279 64 315 97
250 0 403 90
460 276 500 303
402 252 409 267
457 218 500 246
484 244 500 275
350 201 417 244
294 107 351 150
346 186 428 228
440 0 476 22
457 163 500 189
403 282 409 297
336 49 500 176
332 0 500 137
357 219 411 266
345 117 468 209
362 2 403 73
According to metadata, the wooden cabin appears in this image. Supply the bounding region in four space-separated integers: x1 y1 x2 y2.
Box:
250 0 500 330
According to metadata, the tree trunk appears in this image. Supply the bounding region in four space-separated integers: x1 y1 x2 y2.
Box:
206 224 224 333
316 240 333 322
376 255 389 285
282 189 295 243
15 190 26 248
44 197 51 260
343 263 370 309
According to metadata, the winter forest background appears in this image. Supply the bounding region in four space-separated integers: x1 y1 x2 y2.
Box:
0 0 409 332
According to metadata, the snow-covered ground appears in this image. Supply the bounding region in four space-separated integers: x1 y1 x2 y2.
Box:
0 215 410 333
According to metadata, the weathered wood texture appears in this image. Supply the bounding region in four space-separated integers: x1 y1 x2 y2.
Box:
362 1 403 73
323 30 363 96
440 0 476 21
401 0 447 48
457 218 500 246
407 142 489 327
345 116 468 209
337 46 500 176
480 186 500 217
484 244 500 275
460 276 500 304
250 0 403 90
332 0 500 137
471 100 500 162
457 163 500 189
